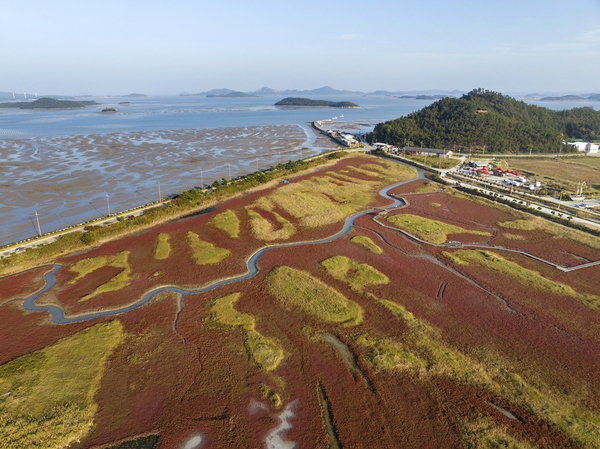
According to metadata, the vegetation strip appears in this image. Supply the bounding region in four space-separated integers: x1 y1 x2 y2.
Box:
0 321 123 449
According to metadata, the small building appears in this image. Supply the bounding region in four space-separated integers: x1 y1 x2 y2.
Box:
403 147 453 158
567 141 600 154
467 161 491 168
373 142 391 149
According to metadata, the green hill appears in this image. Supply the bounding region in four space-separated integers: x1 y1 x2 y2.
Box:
367 88 600 153
0 98 98 109
275 97 359 108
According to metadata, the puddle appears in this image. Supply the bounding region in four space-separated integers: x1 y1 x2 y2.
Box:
321 332 373 391
317 384 342 449
265 400 299 449
180 434 204 449
487 401 522 422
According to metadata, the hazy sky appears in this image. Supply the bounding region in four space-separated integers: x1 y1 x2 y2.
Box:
2 0 600 95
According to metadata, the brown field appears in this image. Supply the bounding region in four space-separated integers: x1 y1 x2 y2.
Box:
503 157 600 192
1 157 600 448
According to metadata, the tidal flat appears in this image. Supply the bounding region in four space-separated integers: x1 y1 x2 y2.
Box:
0 124 330 246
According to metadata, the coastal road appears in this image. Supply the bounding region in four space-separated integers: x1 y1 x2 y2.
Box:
0 203 162 259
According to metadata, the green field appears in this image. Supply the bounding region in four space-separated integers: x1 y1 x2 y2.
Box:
153 233 171 259
266 266 363 326
350 235 383 254
0 321 123 449
68 251 132 302
187 232 231 265
246 208 296 241
208 293 284 372
208 209 240 239
387 214 491 244
320 255 389 291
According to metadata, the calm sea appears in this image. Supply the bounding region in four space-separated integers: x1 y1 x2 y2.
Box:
1 94 597 139
0 95 434 138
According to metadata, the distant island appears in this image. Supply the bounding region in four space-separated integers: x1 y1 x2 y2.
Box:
120 93 147 98
0 98 98 109
118 101 130 105
541 94 600 102
207 91 257 98
179 86 364 97
101 108 117 113
275 97 360 108
397 95 452 100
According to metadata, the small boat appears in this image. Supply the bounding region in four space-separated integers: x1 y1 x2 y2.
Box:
332 116 338 120
340 114 344 118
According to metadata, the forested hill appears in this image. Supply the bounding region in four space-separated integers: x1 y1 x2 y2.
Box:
367 89 600 154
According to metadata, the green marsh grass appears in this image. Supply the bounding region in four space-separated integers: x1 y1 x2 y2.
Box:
442 249 600 308
208 209 240 239
461 416 535 449
266 266 363 326
187 232 231 265
320 255 389 291
208 293 284 372
153 233 171 260
372 294 600 447
246 209 296 241
0 321 123 449
350 235 383 254
259 161 416 228
68 251 132 302
387 214 491 244
499 218 600 251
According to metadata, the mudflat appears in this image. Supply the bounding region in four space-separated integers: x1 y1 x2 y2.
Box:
0 124 320 245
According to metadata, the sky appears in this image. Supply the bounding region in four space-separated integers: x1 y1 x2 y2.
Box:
1 0 600 95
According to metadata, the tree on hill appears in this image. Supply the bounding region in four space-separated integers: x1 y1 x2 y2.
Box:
367 88 600 153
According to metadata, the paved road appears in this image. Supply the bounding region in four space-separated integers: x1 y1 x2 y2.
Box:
449 175 600 229
0 203 160 259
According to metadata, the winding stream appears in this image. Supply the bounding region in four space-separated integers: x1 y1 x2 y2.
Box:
21 168 425 324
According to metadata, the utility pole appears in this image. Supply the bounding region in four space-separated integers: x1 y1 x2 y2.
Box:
34 211 42 236
558 191 563 210
105 193 111 216
158 181 162 202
